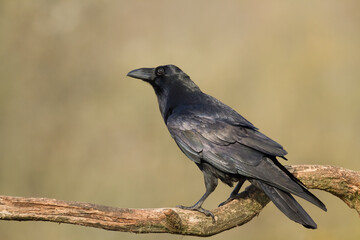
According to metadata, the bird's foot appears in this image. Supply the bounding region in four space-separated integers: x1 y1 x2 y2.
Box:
177 205 215 222
218 193 242 207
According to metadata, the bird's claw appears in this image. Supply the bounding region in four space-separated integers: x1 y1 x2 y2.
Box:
177 205 215 223
218 193 242 207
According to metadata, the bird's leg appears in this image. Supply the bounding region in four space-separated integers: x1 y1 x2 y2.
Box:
218 178 246 207
177 169 218 222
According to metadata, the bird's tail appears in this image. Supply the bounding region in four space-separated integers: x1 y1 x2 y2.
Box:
251 179 317 229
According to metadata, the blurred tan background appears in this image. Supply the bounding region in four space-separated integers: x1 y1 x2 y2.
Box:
0 1 359 239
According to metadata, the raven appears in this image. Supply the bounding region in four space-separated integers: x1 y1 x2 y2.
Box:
127 64 326 229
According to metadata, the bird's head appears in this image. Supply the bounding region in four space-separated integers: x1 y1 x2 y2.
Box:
127 64 198 91
127 64 201 120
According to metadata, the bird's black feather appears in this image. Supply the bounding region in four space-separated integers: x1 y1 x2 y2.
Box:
128 64 326 228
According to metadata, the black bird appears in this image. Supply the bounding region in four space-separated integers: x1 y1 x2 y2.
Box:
127 64 326 229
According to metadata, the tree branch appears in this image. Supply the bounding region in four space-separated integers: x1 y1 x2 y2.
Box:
0 165 359 236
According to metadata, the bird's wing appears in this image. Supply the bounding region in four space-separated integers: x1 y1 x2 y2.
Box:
167 107 287 159
166 110 280 173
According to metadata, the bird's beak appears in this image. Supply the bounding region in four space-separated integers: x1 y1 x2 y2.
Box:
127 68 154 82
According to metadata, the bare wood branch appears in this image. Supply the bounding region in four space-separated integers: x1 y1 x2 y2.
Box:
0 165 359 236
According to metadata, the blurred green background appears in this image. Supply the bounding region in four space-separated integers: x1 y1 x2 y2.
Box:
0 1 359 239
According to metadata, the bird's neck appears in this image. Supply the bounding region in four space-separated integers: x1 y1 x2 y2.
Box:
155 83 203 123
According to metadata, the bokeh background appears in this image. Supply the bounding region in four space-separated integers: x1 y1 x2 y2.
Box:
0 1 359 239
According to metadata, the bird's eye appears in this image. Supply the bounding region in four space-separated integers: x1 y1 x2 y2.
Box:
156 67 165 76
